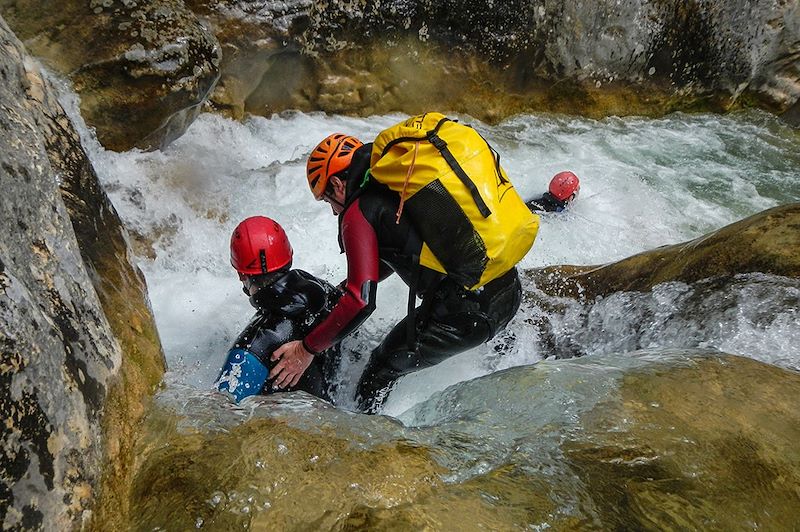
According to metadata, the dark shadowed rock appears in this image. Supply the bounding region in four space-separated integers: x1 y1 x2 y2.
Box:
526 203 800 301
0 0 221 151
783 99 800 127
0 16 164 529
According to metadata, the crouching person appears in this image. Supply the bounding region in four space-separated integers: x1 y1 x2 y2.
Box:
215 216 341 403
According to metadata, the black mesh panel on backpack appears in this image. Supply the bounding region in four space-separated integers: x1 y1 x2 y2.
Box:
404 179 487 287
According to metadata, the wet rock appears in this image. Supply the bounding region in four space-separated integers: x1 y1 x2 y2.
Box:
526 203 800 300
407 350 800 529
180 0 315 119
4 1 795 132
127 389 557 530
563 353 800 529
0 0 221 151
177 0 797 123
783 98 800 127
0 16 164 529
126 351 800 529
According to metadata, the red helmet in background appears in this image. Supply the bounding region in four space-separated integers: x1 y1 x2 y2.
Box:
549 171 581 202
230 216 293 275
306 133 363 200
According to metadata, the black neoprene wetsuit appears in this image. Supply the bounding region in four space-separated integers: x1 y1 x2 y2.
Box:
301 144 523 413
232 269 341 401
527 192 568 212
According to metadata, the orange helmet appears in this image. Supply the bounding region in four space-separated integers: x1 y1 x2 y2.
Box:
306 134 363 200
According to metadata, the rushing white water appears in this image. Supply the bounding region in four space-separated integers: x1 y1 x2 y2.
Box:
61 87 800 417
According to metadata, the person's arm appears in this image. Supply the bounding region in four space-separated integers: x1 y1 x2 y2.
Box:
270 200 380 388
304 200 380 350
526 196 547 212
527 193 565 213
215 313 274 402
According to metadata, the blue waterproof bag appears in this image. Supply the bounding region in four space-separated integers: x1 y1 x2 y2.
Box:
215 348 269 402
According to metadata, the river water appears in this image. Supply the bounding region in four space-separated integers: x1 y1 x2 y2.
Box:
60 90 800 527
70 106 800 409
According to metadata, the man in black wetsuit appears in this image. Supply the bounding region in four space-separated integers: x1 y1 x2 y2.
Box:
270 132 524 413
527 171 581 213
215 216 340 403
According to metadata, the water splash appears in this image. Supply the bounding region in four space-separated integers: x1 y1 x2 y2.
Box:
54 75 800 411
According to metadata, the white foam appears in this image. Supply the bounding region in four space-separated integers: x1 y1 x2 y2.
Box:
63 102 800 413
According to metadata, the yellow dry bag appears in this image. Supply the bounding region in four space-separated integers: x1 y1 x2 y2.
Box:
370 112 539 290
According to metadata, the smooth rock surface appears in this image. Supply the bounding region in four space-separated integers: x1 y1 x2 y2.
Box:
526 203 800 300
0 16 164 529
186 0 799 123
2 0 795 148
0 0 221 151
125 351 800 530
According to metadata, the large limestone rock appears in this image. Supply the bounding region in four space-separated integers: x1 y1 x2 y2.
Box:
0 0 221 151
2 0 796 139
185 0 798 123
0 17 164 529
124 351 800 529
527 203 800 300
182 0 313 119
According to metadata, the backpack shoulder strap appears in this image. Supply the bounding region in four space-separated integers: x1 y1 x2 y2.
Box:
425 118 492 218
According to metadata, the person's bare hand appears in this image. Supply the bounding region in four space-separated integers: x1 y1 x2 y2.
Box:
270 340 314 389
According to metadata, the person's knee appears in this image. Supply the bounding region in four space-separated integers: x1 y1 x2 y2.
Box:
355 365 397 413
485 273 522 335
356 344 422 411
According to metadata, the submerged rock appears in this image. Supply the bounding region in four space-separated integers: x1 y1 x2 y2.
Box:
130 396 451 530
0 0 221 151
526 203 800 300
128 387 564 530
0 16 164 529
562 353 800 529
126 351 800 529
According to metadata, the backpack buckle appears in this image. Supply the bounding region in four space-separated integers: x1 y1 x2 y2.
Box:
427 132 447 151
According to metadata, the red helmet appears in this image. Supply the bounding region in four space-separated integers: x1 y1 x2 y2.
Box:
549 171 581 202
306 133 363 200
230 216 293 275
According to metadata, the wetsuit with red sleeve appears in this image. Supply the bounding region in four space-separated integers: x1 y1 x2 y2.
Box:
302 144 523 413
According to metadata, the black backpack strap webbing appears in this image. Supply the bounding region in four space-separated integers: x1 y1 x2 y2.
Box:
404 256 442 355
426 118 492 218
405 255 420 354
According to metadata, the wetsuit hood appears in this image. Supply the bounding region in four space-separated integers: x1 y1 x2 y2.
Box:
249 269 338 317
